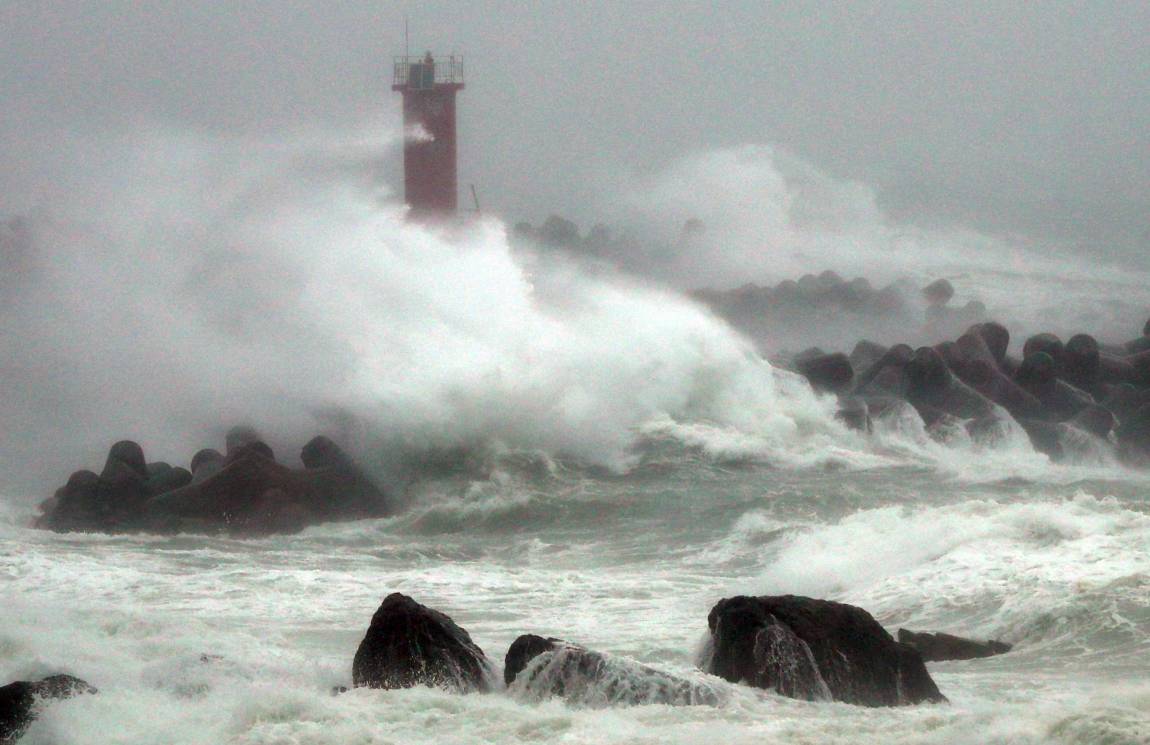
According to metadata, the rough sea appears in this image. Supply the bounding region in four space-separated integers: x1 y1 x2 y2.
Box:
3 144 1150 744
4 444 1150 744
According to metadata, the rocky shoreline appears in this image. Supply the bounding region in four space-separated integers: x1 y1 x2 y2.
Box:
791 311 1150 466
33 427 390 537
4 591 1015 740
28 272 1150 537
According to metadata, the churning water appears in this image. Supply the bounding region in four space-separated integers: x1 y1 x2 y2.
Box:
2 140 1149 744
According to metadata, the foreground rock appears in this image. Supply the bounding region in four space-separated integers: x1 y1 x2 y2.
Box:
504 635 721 707
1 675 96 743
704 595 945 706
897 629 1012 661
352 593 492 692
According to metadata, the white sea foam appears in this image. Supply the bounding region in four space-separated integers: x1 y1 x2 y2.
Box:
755 492 1150 664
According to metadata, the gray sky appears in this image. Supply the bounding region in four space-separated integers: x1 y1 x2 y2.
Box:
3 1 1150 260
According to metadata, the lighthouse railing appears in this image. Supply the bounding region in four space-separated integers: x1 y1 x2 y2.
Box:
392 55 464 88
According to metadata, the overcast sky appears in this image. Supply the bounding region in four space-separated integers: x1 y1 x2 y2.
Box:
3 1 1149 259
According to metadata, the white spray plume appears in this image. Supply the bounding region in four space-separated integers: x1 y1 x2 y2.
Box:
1 129 847 498
604 145 1150 340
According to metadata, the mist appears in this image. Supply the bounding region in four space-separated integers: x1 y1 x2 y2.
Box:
4 2 1150 500
2 126 866 499
4 2 1150 263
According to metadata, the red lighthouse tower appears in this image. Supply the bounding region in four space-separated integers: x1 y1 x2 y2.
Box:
392 52 464 218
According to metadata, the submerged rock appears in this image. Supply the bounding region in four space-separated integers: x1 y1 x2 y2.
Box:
704 595 945 706
897 629 1012 661
504 635 722 707
0 674 96 743
352 593 491 692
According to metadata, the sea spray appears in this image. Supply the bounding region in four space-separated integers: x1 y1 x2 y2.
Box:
0 131 853 499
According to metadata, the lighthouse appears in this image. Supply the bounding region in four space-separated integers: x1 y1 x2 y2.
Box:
392 52 464 218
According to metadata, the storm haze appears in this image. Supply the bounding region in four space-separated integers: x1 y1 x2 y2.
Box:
3 1 1150 262
4 1 1150 496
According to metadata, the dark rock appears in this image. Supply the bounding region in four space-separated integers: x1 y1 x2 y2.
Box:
102 440 147 479
538 215 580 247
95 457 150 524
1016 418 1065 460
797 273 820 294
190 449 224 474
817 270 844 289
1125 336 1150 355
36 470 99 532
224 426 263 457
874 283 906 312
1098 353 1135 385
190 449 225 484
90 440 153 526
793 347 826 364
962 359 1045 421
1103 387 1150 437
841 277 874 309
1117 403 1150 465
146 463 192 496
1016 351 1056 387
797 353 853 393
897 629 1012 662
934 340 961 370
146 449 315 534
226 440 275 464
1015 352 1093 420
1063 334 1100 389
1070 405 1116 439
953 327 998 372
1022 334 1064 366
225 488 311 536
505 634 562 686
1128 350 1150 386
1 674 96 743
976 322 1010 366
905 347 997 421
352 593 491 692
853 344 912 396
704 595 945 706
962 300 987 322
923 279 954 306
37 442 154 532
300 435 350 471
504 635 721 707
849 340 888 375
300 437 390 519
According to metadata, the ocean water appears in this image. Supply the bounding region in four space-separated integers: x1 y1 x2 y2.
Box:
3 142 1150 744
4 443 1149 745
